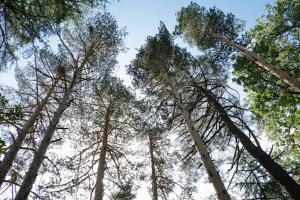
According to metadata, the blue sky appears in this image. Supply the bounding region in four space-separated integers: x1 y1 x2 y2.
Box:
107 0 275 86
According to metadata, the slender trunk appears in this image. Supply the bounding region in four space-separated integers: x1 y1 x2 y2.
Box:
212 32 300 93
148 132 158 200
198 86 300 200
0 80 57 188
169 83 231 200
14 69 81 200
14 46 94 199
94 102 112 200
14 89 72 200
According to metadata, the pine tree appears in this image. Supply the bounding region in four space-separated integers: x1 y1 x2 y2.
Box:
176 2 300 92
14 12 124 200
128 23 231 200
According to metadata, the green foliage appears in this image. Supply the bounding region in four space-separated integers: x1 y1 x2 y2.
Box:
256 180 290 199
176 2 244 50
59 11 125 68
93 73 134 120
0 0 103 67
128 22 191 92
233 0 300 183
111 182 136 200
0 93 23 156
97 73 133 103
176 2 242 76
0 138 5 155
0 93 23 125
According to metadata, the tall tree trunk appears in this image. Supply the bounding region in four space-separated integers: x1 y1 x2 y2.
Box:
0 80 58 188
198 85 300 200
14 68 81 200
212 32 300 93
13 45 94 199
94 102 112 200
169 83 231 200
148 132 158 200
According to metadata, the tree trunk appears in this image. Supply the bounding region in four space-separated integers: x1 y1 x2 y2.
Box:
198 85 300 200
14 68 81 200
14 89 71 199
13 44 94 199
0 80 57 188
212 32 300 93
148 132 158 200
169 83 231 200
94 102 112 200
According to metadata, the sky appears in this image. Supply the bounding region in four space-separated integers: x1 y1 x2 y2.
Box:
0 0 275 199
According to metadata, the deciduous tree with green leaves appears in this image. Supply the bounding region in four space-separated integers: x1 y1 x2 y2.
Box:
233 0 300 185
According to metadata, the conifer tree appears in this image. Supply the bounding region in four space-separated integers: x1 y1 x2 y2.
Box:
14 12 124 200
0 49 63 188
176 2 300 92
128 23 231 200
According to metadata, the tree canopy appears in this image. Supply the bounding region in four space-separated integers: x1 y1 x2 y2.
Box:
233 0 300 185
0 0 300 199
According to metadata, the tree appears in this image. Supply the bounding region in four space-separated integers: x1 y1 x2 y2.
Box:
133 96 195 200
0 0 104 67
233 0 300 185
39 74 137 200
189 76 300 199
0 49 63 188
0 0 103 160
148 129 162 200
146 127 194 200
128 23 231 200
234 153 290 199
176 2 300 92
129 22 300 199
14 12 124 200
93 75 136 200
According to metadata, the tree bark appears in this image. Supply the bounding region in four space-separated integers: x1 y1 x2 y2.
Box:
212 32 300 93
13 43 95 199
14 67 82 200
94 101 112 200
14 88 72 200
0 80 57 188
169 83 231 200
148 132 158 200
198 85 300 200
